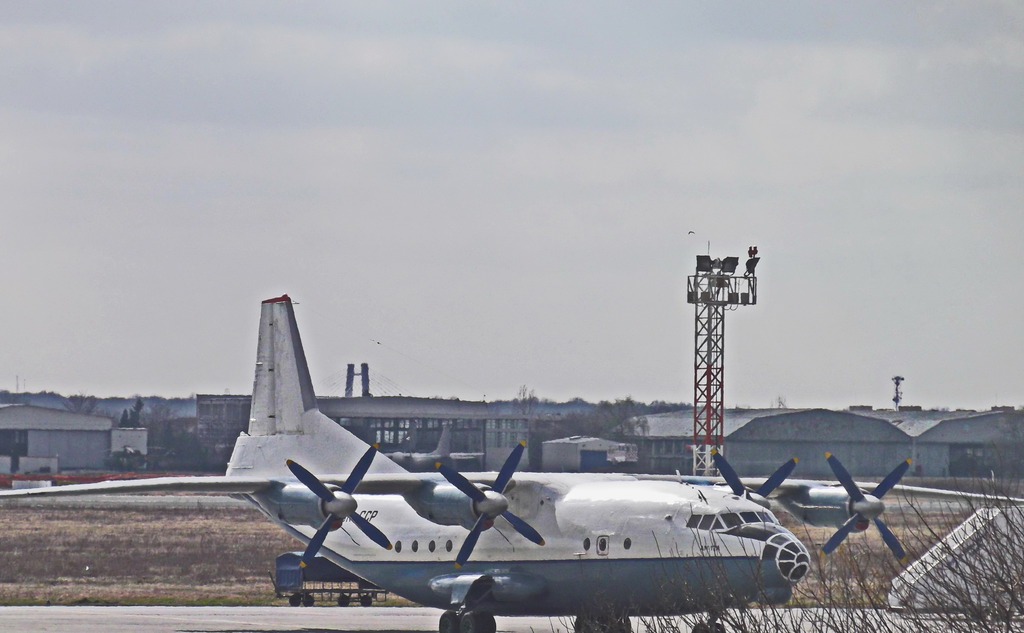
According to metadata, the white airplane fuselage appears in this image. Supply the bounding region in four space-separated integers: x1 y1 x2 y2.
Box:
245 472 808 615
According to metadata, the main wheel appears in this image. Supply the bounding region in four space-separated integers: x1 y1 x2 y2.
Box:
288 593 301 607
360 593 373 607
459 611 496 633
439 610 460 633
301 592 314 607
337 594 350 607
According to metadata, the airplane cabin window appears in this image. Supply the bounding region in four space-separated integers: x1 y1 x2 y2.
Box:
428 540 436 553
596 536 609 556
623 538 632 550
583 537 591 551
395 541 403 553
411 540 419 552
445 540 453 552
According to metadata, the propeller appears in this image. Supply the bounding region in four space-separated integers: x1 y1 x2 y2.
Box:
711 448 798 508
286 445 392 567
436 441 545 567
821 452 911 562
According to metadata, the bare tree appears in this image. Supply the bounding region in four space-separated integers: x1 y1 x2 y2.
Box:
62 393 98 415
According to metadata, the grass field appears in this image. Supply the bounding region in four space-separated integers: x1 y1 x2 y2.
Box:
0 502 298 606
0 495 974 607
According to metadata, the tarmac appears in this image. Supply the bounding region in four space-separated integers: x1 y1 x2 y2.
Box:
0 606 940 633
0 606 561 633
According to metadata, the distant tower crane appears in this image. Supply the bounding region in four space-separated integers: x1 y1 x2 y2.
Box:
892 375 904 411
686 246 760 476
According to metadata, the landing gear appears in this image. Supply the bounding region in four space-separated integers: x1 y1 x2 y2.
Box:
288 593 301 607
360 593 373 607
301 592 314 607
439 610 460 633
337 595 350 607
691 615 725 633
437 610 496 633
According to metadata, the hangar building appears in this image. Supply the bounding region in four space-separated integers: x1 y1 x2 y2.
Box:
630 407 1023 479
0 404 146 473
197 394 531 470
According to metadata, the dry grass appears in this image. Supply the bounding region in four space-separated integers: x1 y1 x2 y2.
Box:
0 496 977 608
0 504 298 605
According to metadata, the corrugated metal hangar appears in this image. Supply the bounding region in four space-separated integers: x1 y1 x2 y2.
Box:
632 407 1024 479
0 404 146 473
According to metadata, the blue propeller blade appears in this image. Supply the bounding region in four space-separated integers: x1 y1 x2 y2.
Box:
350 512 392 550
437 464 487 503
711 450 746 497
502 511 545 545
341 445 379 495
756 457 799 497
301 515 336 567
440 441 544 567
821 514 860 555
825 453 865 502
493 441 525 493
455 515 488 568
287 459 335 503
874 518 907 562
871 458 912 499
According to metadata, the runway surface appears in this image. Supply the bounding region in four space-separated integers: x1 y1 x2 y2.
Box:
0 606 935 633
0 606 561 633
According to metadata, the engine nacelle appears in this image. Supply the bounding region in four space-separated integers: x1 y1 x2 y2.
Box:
775 487 857 529
266 484 330 529
404 483 478 529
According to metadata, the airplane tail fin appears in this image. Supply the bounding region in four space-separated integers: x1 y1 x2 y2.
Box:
226 295 407 477
436 424 452 458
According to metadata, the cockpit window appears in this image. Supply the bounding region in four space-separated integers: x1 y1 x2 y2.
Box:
688 511 778 531
698 514 717 530
721 513 742 528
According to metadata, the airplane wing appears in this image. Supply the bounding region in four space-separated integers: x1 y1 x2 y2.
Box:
0 476 274 499
319 472 517 494
737 477 1024 505
673 473 1023 505
0 473 512 500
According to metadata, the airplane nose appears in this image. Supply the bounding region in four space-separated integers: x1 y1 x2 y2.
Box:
763 532 810 583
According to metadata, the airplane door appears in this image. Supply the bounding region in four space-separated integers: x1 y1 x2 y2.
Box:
596 535 610 556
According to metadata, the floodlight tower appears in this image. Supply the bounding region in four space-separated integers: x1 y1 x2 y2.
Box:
686 247 760 476
892 376 904 411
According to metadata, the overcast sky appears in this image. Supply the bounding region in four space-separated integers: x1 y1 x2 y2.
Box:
1 2 1021 411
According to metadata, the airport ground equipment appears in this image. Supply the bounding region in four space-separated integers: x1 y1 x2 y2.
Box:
272 552 387 607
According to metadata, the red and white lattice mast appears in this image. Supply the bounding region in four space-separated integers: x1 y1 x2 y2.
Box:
686 247 760 476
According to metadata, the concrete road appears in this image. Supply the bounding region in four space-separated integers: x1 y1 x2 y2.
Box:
0 606 935 633
0 606 562 633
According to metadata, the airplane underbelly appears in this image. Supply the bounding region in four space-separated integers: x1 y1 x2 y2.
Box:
334 555 786 616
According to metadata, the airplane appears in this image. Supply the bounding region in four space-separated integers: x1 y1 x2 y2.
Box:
0 295 998 633
384 424 484 472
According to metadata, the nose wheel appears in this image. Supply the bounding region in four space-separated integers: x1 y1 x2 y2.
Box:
691 616 726 633
439 610 496 633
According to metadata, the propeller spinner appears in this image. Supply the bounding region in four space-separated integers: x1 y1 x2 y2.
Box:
286 445 392 567
436 441 545 567
821 452 911 563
